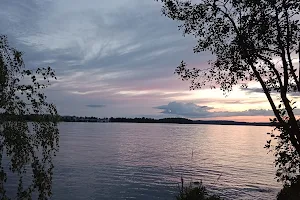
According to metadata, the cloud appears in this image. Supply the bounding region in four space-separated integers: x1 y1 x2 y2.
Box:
0 1 277 118
86 105 105 108
0 0 213 118
155 101 300 118
0 0 202 116
155 102 214 117
241 87 264 94
241 87 300 97
192 98 267 105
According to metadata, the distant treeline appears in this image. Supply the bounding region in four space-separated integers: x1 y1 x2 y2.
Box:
0 114 108 123
0 114 60 122
109 117 273 126
61 116 109 122
1 114 274 126
109 117 193 124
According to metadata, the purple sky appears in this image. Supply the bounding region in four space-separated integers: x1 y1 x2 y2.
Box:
2 0 299 121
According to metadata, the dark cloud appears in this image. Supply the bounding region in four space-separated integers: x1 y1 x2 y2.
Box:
86 105 105 108
193 98 267 105
241 87 300 97
155 101 300 118
241 87 264 94
155 102 214 117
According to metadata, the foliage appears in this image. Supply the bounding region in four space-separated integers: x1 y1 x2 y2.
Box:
265 116 300 184
158 0 300 184
0 35 59 199
176 178 222 200
277 176 300 200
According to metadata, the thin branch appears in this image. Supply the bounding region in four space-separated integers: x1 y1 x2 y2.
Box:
257 54 283 88
299 42 300 84
273 3 289 93
283 1 300 91
250 64 283 123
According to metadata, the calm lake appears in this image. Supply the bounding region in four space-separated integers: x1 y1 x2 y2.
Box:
48 122 280 200
4 122 281 199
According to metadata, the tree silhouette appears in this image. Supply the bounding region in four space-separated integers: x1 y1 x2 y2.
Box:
158 0 300 184
0 35 59 199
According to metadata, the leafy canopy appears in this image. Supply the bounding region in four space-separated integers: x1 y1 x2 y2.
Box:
158 0 300 184
0 35 59 199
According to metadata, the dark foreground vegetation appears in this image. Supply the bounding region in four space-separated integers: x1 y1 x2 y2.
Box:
277 177 300 200
0 35 59 199
176 179 222 200
177 178 300 200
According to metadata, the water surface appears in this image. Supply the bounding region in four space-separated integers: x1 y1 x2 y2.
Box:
50 123 280 200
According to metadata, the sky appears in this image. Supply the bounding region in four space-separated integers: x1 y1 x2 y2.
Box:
1 0 299 122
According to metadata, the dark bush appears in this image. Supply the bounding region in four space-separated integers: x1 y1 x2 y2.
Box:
277 176 300 200
176 178 222 200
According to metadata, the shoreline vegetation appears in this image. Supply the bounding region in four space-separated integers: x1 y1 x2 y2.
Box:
1 114 274 126
108 117 272 126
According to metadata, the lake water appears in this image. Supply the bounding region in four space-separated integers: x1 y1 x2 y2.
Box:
3 122 281 199
47 122 280 200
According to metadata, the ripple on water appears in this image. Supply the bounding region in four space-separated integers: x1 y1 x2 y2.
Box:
6 123 281 200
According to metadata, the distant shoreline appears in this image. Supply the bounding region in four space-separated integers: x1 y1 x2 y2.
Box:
60 116 274 127
0 114 274 126
107 121 273 127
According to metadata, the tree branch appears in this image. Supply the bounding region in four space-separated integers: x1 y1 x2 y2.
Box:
257 54 283 88
250 64 283 123
283 1 300 91
251 64 300 153
273 3 289 93
299 42 300 84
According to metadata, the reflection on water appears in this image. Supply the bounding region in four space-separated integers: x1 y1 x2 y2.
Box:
35 123 282 199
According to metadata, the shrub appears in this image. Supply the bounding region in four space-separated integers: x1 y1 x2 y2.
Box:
277 176 300 200
176 178 222 200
